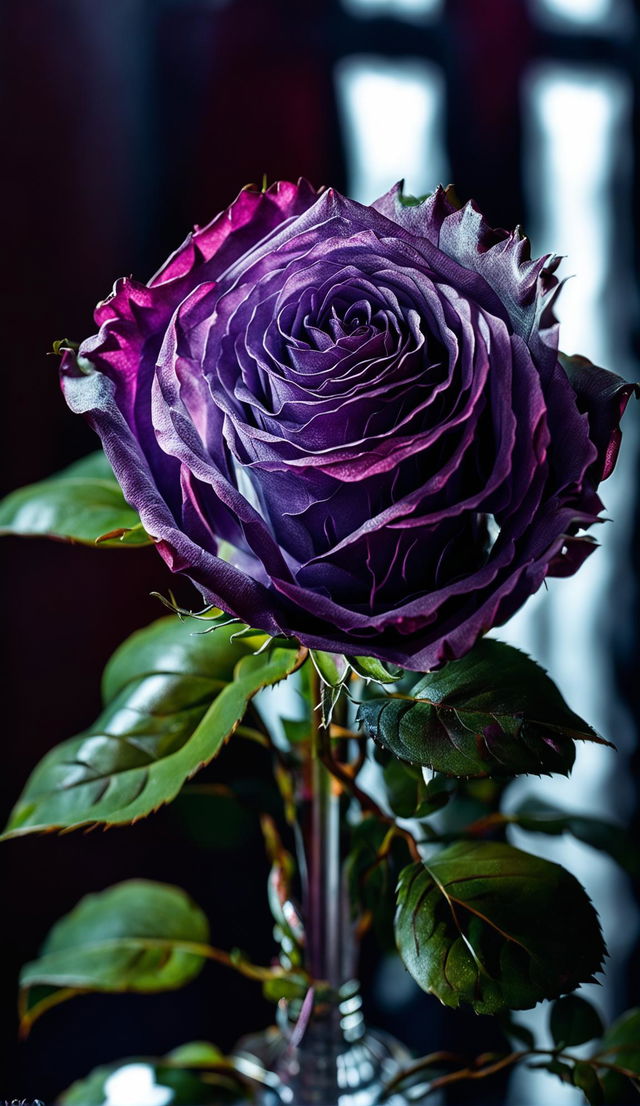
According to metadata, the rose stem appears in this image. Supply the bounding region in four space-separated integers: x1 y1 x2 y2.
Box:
316 711 422 866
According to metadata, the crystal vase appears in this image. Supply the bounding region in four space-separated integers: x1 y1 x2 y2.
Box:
233 684 416 1106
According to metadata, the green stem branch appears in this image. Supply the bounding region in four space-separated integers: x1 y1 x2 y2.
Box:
316 713 422 864
384 1044 640 1099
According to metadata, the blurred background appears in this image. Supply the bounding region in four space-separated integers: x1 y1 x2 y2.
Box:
0 0 639 1102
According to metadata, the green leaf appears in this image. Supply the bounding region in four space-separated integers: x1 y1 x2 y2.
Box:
0 450 153 547
3 618 306 836
550 995 605 1047
414 775 458 818
60 1061 125 1105
347 820 389 916
20 880 210 1031
359 640 605 778
346 819 404 948
165 1041 227 1066
574 1062 605 1105
511 798 640 878
282 717 310 744
596 1013 640 1106
395 841 606 1015
262 972 309 1003
383 758 425 818
595 1007 640 1073
60 1047 243 1105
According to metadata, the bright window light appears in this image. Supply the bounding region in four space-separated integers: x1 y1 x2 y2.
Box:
334 56 448 205
104 1064 173 1106
502 65 637 1106
538 0 611 21
341 0 442 21
517 60 635 863
530 0 632 31
526 66 630 365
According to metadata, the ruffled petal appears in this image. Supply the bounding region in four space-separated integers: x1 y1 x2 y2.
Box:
61 180 636 670
559 351 639 481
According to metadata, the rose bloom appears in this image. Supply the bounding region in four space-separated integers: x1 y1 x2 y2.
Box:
61 181 636 670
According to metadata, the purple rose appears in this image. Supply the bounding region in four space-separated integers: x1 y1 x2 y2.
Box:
60 180 636 670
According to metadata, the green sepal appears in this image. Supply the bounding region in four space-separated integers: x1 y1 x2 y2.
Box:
310 650 350 688
397 191 431 207
95 521 151 546
0 450 153 547
52 338 80 355
348 656 402 683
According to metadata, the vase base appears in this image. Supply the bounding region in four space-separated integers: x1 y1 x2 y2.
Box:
233 1022 422 1106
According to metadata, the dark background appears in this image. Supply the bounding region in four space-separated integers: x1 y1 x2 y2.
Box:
1 0 639 1101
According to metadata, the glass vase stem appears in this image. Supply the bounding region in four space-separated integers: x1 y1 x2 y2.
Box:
233 670 417 1106
304 680 345 989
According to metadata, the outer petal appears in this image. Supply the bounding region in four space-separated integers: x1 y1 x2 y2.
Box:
76 179 322 424
60 353 289 636
373 183 562 378
150 178 320 287
558 352 639 481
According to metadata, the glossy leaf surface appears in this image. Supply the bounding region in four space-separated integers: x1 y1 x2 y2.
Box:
0 450 152 546
20 881 210 1031
359 640 602 778
3 618 305 835
395 841 606 1014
